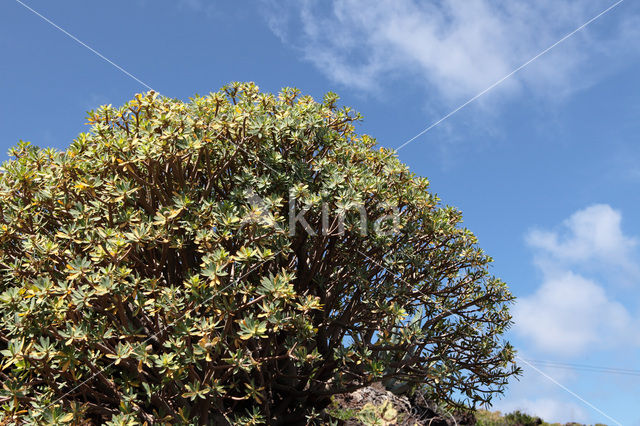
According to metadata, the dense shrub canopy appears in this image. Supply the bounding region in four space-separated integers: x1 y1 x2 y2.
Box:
0 83 518 424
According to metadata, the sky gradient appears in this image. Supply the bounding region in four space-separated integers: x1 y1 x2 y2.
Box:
2 1 640 424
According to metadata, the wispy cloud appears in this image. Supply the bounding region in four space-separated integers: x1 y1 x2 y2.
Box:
262 0 638 103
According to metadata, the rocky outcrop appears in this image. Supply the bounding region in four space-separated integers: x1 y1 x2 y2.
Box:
327 383 474 425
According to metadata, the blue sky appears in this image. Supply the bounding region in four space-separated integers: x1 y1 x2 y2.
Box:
2 0 640 424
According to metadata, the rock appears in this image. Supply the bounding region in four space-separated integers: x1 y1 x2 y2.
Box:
327 383 474 425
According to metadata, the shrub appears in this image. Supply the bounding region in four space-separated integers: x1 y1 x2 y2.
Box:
0 83 518 424
504 410 542 426
476 409 504 425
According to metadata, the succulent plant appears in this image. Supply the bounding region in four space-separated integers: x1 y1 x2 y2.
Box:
0 83 518 424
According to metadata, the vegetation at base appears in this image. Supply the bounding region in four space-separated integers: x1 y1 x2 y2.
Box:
326 403 608 426
476 409 608 426
0 83 518 424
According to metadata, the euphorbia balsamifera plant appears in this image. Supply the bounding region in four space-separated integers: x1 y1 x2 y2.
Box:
0 83 519 424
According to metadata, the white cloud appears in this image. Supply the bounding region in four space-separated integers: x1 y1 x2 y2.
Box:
262 0 638 102
527 204 639 283
490 353 625 424
516 204 640 355
494 397 588 424
514 271 632 355
527 204 637 268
